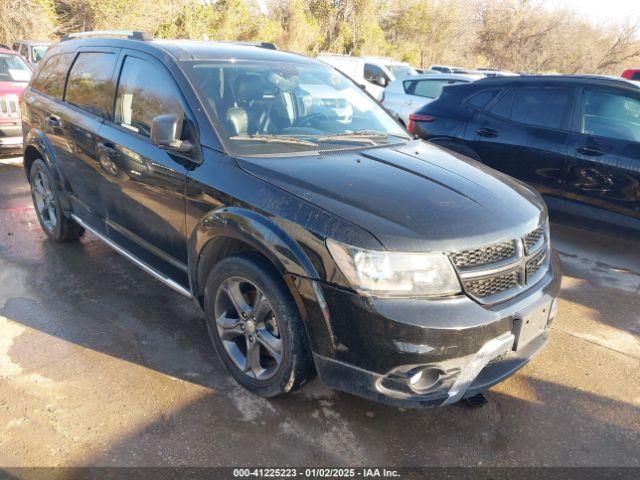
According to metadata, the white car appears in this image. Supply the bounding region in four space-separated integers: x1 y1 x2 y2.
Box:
317 55 417 100
381 73 483 127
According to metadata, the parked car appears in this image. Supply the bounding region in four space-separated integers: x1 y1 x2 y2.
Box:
382 73 482 127
317 55 417 100
22 32 560 408
0 47 32 151
476 68 519 77
622 69 640 81
12 40 50 68
411 75 640 230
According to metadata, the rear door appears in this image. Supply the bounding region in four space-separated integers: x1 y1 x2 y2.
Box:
59 48 119 221
565 87 640 219
95 50 196 280
469 85 575 196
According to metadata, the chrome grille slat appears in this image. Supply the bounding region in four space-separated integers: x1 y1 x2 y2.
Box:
0 95 20 120
464 269 520 298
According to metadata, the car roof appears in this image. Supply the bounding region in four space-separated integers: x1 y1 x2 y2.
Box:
51 37 316 65
14 40 50 46
0 47 19 55
474 74 640 90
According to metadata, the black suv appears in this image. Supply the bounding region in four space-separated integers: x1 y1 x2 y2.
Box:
410 75 640 231
21 32 561 407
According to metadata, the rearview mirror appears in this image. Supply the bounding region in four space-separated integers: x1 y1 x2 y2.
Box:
151 114 192 153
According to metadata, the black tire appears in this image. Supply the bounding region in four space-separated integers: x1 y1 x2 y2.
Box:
29 159 84 242
204 253 314 397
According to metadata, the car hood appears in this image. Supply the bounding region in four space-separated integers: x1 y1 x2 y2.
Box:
236 140 547 252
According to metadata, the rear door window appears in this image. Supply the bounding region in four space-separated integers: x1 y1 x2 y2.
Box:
364 63 388 85
114 56 184 138
31 53 75 99
581 90 640 142
65 52 117 119
490 86 573 130
466 89 501 109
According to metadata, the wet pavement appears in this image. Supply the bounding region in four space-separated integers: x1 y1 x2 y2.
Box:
0 158 639 467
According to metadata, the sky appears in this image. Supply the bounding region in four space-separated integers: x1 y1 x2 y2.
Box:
546 0 640 25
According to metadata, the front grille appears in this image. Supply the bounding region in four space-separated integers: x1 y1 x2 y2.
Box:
523 225 545 253
0 95 20 121
526 249 547 280
449 224 550 304
464 270 520 298
450 240 516 269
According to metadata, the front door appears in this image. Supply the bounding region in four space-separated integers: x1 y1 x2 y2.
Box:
96 51 195 282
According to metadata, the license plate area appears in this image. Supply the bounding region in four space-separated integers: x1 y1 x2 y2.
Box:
513 299 552 350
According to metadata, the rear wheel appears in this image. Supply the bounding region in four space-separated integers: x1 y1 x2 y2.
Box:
29 159 84 242
204 253 314 397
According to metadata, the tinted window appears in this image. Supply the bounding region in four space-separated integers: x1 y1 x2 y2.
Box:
632 72 640 81
114 56 183 138
581 90 640 142
466 89 500 109
32 53 74 98
405 79 466 98
65 52 117 119
364 63 388 83
491 87 572 129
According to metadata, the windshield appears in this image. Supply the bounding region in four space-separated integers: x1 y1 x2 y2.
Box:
0 54 31 82
185 60 410 156
32 45 48 63
387 64 417 78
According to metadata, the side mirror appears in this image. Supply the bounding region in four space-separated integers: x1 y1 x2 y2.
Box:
377 76 389 87
151 114 192 153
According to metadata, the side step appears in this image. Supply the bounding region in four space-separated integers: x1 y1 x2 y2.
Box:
70 214 192 298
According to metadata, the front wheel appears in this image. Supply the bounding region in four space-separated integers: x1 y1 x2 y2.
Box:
204 254 314 397
29 159 84 242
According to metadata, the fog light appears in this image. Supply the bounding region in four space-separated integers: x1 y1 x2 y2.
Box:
407 367 442 393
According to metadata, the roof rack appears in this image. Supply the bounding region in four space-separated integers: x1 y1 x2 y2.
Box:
62 31 152 42
212 41 278 50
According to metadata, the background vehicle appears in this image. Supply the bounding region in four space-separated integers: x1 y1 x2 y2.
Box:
0 47 32 151
12 40 50 68
22 32 559 408
411 75 640 230
317 55 417 100
476 68 519 77
622 68 640 81
382 73 482 126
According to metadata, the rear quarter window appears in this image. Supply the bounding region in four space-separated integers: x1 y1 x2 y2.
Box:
32 53 75 100
65 52 117 119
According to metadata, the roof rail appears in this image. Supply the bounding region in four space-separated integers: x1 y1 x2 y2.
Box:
213 41 278 50
62 31 152 42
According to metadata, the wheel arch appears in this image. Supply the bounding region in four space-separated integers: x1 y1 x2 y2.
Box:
189 206 335 357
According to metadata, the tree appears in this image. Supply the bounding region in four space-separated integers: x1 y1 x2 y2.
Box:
0 0 56 44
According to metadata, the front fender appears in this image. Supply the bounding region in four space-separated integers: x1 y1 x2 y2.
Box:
189 207 336 356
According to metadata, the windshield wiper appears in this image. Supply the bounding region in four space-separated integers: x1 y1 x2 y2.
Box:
230 134 318 148
316 130 408 144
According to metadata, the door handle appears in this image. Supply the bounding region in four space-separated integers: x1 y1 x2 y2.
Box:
47 115 61 127
97 141 117 156
476 127 498 138
576 145 604 156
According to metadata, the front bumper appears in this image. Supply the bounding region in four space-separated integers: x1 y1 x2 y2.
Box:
313 249 562 407
0 124 22 150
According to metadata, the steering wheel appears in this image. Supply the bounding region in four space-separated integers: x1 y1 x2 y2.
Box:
293 113 328 128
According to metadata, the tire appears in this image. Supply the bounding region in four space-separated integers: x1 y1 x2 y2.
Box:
29 159 84 242
204 253 314 397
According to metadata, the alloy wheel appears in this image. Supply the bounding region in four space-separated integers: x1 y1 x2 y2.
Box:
214 276 283 380
32 170 57 232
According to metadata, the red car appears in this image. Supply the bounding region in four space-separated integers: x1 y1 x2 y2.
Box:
0 47 32 152
622 68 640 81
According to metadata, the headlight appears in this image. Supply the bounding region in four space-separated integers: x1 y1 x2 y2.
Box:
327 239 462 297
